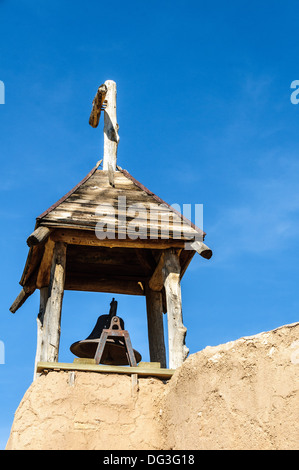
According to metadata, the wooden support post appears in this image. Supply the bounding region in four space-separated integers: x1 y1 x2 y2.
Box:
103 80 119 172
163 249 189 369
145 285 167 368
40 242 67 363
33 286 48 380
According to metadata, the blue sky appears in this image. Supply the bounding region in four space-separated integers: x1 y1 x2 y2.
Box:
0 0 299 449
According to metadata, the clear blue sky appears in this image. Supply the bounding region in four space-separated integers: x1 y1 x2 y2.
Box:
0 0 299 449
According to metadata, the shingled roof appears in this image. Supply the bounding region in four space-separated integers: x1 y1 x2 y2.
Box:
10 163 211 313
36 164 205 242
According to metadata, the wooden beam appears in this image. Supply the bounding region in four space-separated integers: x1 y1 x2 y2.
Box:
36 238 55 288
145 285 166 368
103 80 119 172
36 361 175 379
163 248 189 369
51 228 186 250
64 275 145 296
10 264 39 313
149 252 165 291
179 249 196 279
20 244 45 287
9 285 36 313
40 242 67 363
190 240 212 259
27 226 52 247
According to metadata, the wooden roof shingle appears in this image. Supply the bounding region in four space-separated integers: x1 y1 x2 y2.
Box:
36 165 205 242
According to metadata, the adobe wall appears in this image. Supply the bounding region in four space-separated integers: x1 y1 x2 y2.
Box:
6 322 299 450
160 322 299 450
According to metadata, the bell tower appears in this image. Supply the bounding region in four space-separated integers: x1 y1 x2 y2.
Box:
9 80 212 379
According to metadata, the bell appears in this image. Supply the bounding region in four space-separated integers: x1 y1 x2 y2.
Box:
70 299 142 366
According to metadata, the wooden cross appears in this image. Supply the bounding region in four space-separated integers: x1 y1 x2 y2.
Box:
89 80 120 172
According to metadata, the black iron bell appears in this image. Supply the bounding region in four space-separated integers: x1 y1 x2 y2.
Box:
70 299 142 366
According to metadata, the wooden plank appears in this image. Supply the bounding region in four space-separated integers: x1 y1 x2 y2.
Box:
66 174 166 190
48 212 191 236
138 361 161 369
65 244 142 266
36 361 175 379
50 228 187 249
42 218 195 241
119 168 206 239
43 216 193 237
36 161 102 221
66 264 148 279
41 198 197 231
93 170 137 184
66 271 148 282
71 187 145 199
66 265 148 280
51 201 178 216
65 245 153 279
64 274 145 295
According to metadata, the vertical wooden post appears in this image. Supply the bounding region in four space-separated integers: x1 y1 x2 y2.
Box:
103 80 119 172
33 286 48 380
40 242 67 363
145 284 167 368
163 249 189 369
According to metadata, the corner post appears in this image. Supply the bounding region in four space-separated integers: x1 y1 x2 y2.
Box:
33 286 48 380
163 248 189 369
145 284 167 368
40 242 67 363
